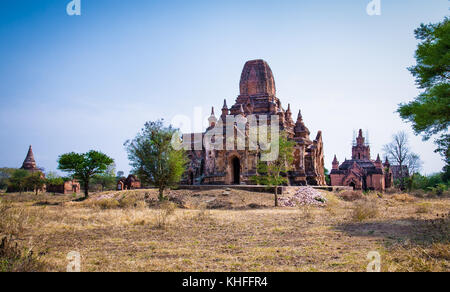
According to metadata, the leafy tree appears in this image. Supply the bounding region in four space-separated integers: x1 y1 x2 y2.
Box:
324 167 331 185
124 120 188 201
116 171 125 178
398 17 449 176
0 168 16 190
92 163 117 192
8 169 30 194
252 132 295 207
383 131 422 190
45 172 65 185
409 172 449 195
24 172 46 195
57 151 114 199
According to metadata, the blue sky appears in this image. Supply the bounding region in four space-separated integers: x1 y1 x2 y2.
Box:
0 0 448 175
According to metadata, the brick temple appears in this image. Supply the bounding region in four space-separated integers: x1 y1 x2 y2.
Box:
330 130 393 192
183 59 325 186
9 145 81 194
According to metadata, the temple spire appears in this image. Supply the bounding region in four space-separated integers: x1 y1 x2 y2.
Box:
332 155 339 170
208 107 217 127
22 145 37 170
297 110 303 121
221 99 229 119
222 99 228 110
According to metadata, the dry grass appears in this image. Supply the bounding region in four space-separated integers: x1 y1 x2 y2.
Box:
338 191 364 202
415 202 432 214
392 193 416 203
0 189 449 272
154 202 177 229
0 199 49 271
351 199 379 222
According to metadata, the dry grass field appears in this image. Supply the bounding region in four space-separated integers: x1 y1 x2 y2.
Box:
0 188 449 272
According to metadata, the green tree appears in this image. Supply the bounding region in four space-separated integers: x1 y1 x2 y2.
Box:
92 163 117 192
24 172 46 195
125 120 188 201
324 167 331 185
398 17 450 177
0 168 16 190
8 169 30 194
45 172 65 186
252 132 295 207
57 151 114 199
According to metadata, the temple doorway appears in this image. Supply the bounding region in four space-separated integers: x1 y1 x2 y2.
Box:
189 172 194 185
349 182 356 190
232 157 240 185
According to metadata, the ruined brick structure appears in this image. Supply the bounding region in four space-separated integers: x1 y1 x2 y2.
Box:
183 60 325 186
47 179 81 194
21 145 41 173
8 145 81 194
330 130 393 192
117 175 141 190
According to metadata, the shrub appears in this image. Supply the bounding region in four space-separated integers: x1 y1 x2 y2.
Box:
415 203 431 214
351 200 378 222
154 202 176 229
410 189 426 198
338 191 363 202
384 188 398 194
299 204 315 220
430 183 448 196
118 193 140 208
325 194 340 215
0 201 27 237
0 236 47 272
91 198 120 210
392 193 415 203
0 200 47 272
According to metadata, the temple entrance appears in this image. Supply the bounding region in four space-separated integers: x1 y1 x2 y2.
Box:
232 157 240 185
349 182 356 190
189 172 194 185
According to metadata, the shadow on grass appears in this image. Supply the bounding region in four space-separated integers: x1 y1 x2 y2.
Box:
333 213 449 246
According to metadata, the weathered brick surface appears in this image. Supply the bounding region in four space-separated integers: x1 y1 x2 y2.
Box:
330 130 393 192
183 60 325 186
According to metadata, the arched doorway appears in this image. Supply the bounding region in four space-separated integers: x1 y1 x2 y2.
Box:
189 172 194 185
232 157 240 185
349 182 356 190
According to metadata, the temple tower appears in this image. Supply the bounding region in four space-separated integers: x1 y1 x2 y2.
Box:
352 129 371 160
21 145 38 171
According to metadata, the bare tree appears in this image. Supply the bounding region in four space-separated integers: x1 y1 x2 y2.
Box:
383 131 421 189
406 153 423 175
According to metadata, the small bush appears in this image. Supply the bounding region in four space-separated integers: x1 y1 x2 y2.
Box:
338 191 363 202
325 194 340 215
0 236 47 272
195 203 211 221
429 184 448 196
384 188 398 194
155 202 176 229
118 193 140 208
392 193 415 203
410 189 426 198
92 198 120 210
299 204 315 220
351 200 378 222
0 201 27 237
415 202 431 214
